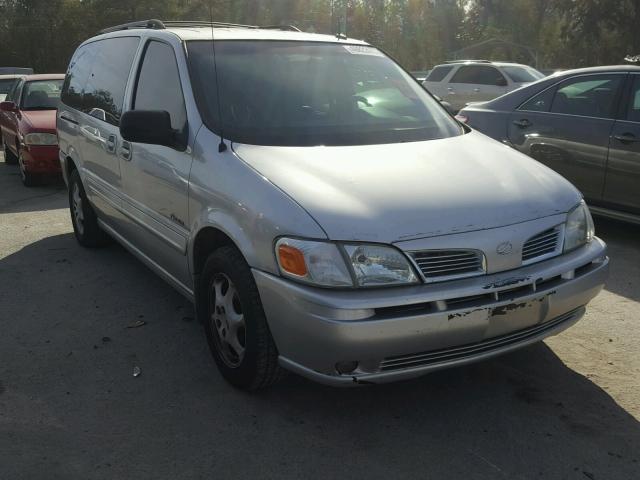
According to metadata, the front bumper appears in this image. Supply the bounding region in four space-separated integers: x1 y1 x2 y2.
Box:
254 238 608 386
22 145 61 173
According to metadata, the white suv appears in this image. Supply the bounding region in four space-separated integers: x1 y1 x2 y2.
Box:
423 60 545 111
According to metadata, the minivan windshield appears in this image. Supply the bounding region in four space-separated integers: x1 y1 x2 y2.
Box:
187 41 462 146
21 79 63 110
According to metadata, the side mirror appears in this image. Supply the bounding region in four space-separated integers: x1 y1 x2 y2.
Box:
120 110 185 150
0 101 18 112
496 77 508 87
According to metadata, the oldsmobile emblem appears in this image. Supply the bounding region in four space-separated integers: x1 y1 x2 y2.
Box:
496 241 513 255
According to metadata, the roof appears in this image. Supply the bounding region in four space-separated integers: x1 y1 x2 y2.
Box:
92 20 368 45
23 74 65 81
548 64 640 76
439 61 534 68
167 26 367 44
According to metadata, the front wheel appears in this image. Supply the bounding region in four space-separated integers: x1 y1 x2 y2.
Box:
4 142 18 165
18 150 38 187
198 246 284 391
68 169 111 247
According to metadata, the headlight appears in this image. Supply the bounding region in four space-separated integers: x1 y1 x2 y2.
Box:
563 201 595 252
343 244 419 287
24 132 58 146
275 238 419 288
276 238 352 287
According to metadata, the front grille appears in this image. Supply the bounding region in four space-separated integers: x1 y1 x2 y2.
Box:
379 308 582 372
522 227 561 263
410 249 484 281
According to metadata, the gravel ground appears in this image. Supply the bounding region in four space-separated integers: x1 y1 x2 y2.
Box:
0 153 638 480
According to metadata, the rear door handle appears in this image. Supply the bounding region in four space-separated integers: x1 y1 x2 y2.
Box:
120 140 132 161
473 88 481 92
613 133 640 143
513 119 531 128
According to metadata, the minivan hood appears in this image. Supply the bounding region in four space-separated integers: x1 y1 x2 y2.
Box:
233 131 581 243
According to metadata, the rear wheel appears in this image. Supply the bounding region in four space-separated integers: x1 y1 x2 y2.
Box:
3 142 18 165
198 246 284 391
68 169 111 247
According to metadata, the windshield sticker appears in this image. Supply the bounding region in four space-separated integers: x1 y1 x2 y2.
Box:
343 45 384 56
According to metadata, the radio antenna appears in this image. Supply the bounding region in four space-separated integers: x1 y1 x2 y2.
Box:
209 2 227 152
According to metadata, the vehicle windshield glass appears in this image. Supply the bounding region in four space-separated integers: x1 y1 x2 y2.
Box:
501 66 545 83
21 79 63 110
187 41 462 146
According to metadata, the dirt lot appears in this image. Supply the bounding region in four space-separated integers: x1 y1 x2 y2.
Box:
0 153 639 480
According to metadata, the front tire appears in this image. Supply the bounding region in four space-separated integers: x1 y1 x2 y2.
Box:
4 142 18 165
198 246 284 391
18 150 38 186
68 169 110 247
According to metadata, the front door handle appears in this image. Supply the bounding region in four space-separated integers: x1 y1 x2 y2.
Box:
473 88 481 92
513 119 532 128
106 134 117 153
120 141 132 161
613 133 640 144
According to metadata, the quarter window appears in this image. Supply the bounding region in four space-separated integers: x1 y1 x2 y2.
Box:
550 75 622 119
520 87 555 112
450 65 507 86
133 41 187 135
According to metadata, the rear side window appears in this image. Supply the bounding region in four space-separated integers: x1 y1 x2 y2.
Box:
451 65 506 86
627 76 640 123
550 74 622 119
83 37 140 125
426 66 453 82
133 41 187 134
61 42 99 110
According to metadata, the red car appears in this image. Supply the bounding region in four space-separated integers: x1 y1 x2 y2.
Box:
0 74 65 186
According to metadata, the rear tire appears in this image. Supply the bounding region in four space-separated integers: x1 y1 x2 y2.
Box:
68 169 111 247
198 246 285 391
4 142 18 165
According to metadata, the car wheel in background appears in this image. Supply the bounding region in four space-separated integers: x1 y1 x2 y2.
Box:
199 246 285 391
3 142 18 165
18 150 38 186
68 169 111 247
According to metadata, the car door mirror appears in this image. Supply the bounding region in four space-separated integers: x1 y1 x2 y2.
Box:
120 110 185 150
495 76 508 87
0 101 18 112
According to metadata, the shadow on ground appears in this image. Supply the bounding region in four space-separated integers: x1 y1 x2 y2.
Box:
0 156 67 214
0 233 638 479
594 216 640 302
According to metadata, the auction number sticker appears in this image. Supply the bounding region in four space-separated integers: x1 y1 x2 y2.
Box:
343 45 384 56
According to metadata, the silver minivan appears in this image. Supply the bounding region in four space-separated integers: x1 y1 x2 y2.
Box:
57 20 608 390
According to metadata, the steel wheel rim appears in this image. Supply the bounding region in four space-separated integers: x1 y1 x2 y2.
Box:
209 273 246 368
72 182 85 235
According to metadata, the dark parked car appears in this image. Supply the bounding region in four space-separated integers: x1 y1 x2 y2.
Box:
458 66 640 223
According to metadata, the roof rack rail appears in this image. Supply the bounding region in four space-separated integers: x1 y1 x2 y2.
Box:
99 19 166 34
260 25 301 32
99 19 302 35
445 59 492 64
162 20 258 29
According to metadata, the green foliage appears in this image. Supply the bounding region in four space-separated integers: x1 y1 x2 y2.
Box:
0 0 638 73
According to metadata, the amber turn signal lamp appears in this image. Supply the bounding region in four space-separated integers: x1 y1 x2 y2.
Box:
278 244 308 276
